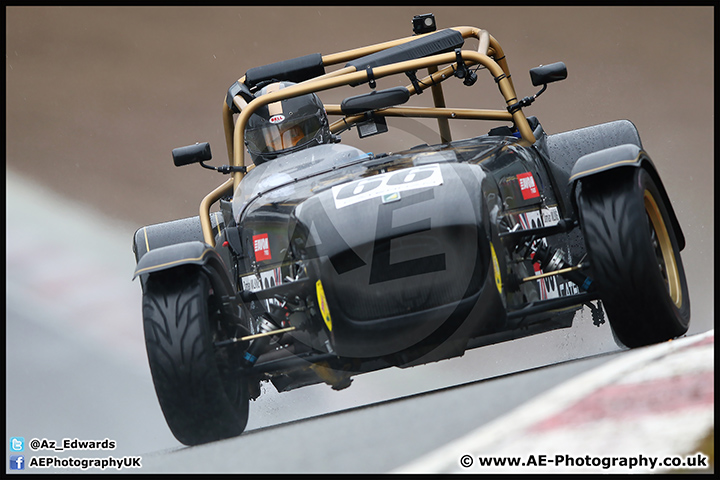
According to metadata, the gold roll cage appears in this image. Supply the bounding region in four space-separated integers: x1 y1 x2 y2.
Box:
201 26 534 246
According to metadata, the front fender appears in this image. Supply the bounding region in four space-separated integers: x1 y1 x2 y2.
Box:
133 213 225 263
569 143 645 183
133 241 232 285
569 144 685 250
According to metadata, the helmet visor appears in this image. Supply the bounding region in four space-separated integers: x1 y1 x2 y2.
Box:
246 114 323 156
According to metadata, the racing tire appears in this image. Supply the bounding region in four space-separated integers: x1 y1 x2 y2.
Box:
142 266 250 445
576 167 690 348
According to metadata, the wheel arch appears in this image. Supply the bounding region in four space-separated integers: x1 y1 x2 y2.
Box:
133 213 225 263
133 241 235 295
569 144 685 251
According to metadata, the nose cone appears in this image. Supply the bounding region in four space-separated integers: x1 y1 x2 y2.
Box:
292 162 490 357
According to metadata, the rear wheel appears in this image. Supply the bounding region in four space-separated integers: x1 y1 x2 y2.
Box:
576 167 690 348
142 266 250 445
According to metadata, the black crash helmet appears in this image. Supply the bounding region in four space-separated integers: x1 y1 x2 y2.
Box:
245 81 331 165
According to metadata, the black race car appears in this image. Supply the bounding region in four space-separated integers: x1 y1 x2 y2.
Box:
133 14 690 446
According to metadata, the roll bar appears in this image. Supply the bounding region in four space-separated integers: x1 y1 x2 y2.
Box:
203 26 531 245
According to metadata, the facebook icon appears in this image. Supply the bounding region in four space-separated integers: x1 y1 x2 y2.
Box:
10 455 24 470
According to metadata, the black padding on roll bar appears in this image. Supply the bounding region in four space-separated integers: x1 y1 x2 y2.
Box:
245 53 325 89
346 30 464 71
340 87 411 115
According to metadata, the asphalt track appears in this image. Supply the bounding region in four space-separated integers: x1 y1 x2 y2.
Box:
6 6 714 474
6 168 625 472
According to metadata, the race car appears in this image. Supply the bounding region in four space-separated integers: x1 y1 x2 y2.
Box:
132 13 690 446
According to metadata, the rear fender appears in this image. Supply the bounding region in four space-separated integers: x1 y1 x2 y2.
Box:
569 144 685 250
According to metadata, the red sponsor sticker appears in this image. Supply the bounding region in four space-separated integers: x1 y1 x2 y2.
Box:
253 233 271 261
517 172 540 200
269 114 285 124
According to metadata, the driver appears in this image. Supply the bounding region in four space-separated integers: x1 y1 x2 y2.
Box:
245 81 332 165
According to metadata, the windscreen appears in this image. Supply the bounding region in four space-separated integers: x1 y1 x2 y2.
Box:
232 144 370 223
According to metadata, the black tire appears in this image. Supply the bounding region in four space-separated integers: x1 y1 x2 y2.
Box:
576 167 690 348
142 266 250 445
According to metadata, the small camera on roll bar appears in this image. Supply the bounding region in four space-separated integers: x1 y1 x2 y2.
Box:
412 13 436 35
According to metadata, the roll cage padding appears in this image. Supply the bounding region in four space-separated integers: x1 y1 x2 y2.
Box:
244 53 325 90
345 29 464 71
340 86 411 115
226 81 253 111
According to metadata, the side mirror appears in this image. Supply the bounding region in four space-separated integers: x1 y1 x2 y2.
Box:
529 62 567 87
172 142 211 167
508 62 568 114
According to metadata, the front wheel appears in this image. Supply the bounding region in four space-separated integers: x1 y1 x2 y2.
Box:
142 266 250 445
576 167 690 348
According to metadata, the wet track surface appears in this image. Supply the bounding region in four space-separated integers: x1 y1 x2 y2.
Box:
6 7 714 473
139 354 619 473
5 169 630 472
